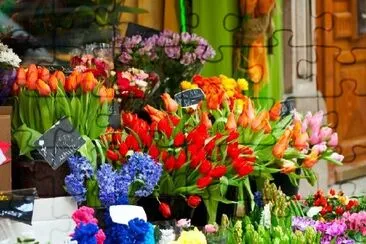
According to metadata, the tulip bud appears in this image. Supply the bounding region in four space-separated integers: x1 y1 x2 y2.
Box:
16 67 26 86
328 133 338 147
187 195 201 208
161 93 179 113
159 202 171 218
225 112 237 131
36 79 51 96
106 149 119 161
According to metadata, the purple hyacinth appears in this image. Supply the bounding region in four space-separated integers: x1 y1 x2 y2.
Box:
65 174 87 203
292 216 317 231
0 68 16 105
68 155 94 179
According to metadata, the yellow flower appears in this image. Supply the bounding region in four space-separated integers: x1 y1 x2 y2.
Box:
226 90 235 97
191 84 198 89
237 78 249 91
339 196 349 205
172 227 207 244
180 81 192 90
234 99 244 114
222 78 236 90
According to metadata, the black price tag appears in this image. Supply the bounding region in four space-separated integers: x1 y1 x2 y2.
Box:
34 117 85 170
174 89 205 107
126 23 160 39
0 188 37 225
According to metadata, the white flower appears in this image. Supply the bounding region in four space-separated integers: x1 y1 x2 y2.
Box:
135 79 148 88
307 206 323 218
159 228 176 244
0 42 21 67
260 203 272 228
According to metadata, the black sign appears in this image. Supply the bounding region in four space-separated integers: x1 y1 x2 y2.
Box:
174 89 205 107
0 188 37 225
34 117 85 170
126 23 160 39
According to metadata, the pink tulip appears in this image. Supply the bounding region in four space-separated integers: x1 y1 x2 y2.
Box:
204 224 217 233
330 152 344 162
312 142 327 153
309 130 321 145
328 133 338 147
302 112 311 132
320 127 333 141
309 111 324 132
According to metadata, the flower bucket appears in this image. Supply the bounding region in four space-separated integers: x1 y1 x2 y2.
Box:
272 169 301 197
12 151 69 198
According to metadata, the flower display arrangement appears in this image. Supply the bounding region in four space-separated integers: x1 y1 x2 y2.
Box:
12 64 114 162
116 30 215 94
0 41 21 105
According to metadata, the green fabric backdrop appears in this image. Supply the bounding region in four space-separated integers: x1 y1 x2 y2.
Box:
191 0 238 77
191 0 284 107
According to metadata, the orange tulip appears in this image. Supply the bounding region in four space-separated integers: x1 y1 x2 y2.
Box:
38 67 50 82
99 86 115 103
36 79 51 96
48 74 58 92
280 160 296 174
80 72 97 92
294 132 309 151
16 67 26 86
273 128 292 159
201 112 212 129
238 109 249 128
226 112 237 131
303 149 319 168
243 0 258 15
26 64 38 90
161 93 178 113
251 111 269 132
144 105 166 123
269 101 281 121
65 74 78 92
54 71 65 86
263 120 272 133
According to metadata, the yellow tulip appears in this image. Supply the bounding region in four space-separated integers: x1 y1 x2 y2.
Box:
237 78 249 91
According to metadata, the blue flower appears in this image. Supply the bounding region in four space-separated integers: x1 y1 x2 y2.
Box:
71 223 98 244
64 174 86 203
128 218 150 241
68 155 94 179
254 191 264 208
124 153 162 197
144 223 155 244
97 164 131 207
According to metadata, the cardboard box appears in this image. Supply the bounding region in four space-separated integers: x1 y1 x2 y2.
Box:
0 197 77 244
0 106 12 191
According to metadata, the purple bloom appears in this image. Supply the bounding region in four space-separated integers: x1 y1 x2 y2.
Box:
118 52 132 64
0 68 16 105
253 191 264 208
292 217 317 231
68 155 94 179
65 174 87 203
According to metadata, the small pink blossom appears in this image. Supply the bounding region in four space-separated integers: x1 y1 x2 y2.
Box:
72 206 98 225
309 130 321 145
176 218 191 228
204 224 217 233
328 133 338 147
319 127 332 141
312 142 327 153
96 229 106 244
309 111 324 132
330 152 344 162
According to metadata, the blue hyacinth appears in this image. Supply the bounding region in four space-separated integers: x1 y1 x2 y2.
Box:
71 223 99 244
64 173 86 203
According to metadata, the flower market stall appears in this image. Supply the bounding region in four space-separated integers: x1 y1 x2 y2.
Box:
1 25 365 244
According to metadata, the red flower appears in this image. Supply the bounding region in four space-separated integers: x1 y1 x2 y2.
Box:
329 188 336 196
112 131 122 144
169 115 180 126
210 166 227 178
295 194 301 201
187 195 201 208
106 149 119 161
346 199 359 210
159 202 171 218
227 131 239 142
199 160 212 175
233 158 254 177
174 132 185 147
188 144 199 155
117 73 130 91
122 113 137 128
240 146 254 155
118 142 129 157
197 176 213 189
125 135 139 151
227 143 240 159
314 196 327 207
190 149 206 168
161 150 169 162
335 206 344 215
175 150 186 169
165 156 175 172
140 133 152 147
158 117 173 138
314 190 323 199
204 138 216 154
148 144 160 160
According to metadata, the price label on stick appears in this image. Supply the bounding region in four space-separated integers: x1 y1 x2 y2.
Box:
34 117 85 170
174 88 205 108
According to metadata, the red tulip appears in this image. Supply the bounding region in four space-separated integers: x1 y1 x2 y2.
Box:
197 176 213 189
174 132 185 147
169 115 180 126
175 150 186 169
148 144 160 160
165 155 175 172
190 149 205 168
335 206 344 215
204 138 216 154
159 202 171 218
36 79 51 96
199 160 212 175
161 93 179 113
125 134 140 151
158 117 173 138
118 142 129 157
187 195 201 208
161 150 169 162
209 166 227 178
227 143 240 159
227 131 239 142
106 149 119 161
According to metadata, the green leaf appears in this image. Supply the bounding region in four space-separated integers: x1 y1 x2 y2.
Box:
220 176 229 196
94 139 106 165
284 148 306 160
13 124 42 156
70 96 81 132
322 154 343 166
78 136 97 167
95 7 109 25
303 168 317 186
255 146 274 162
